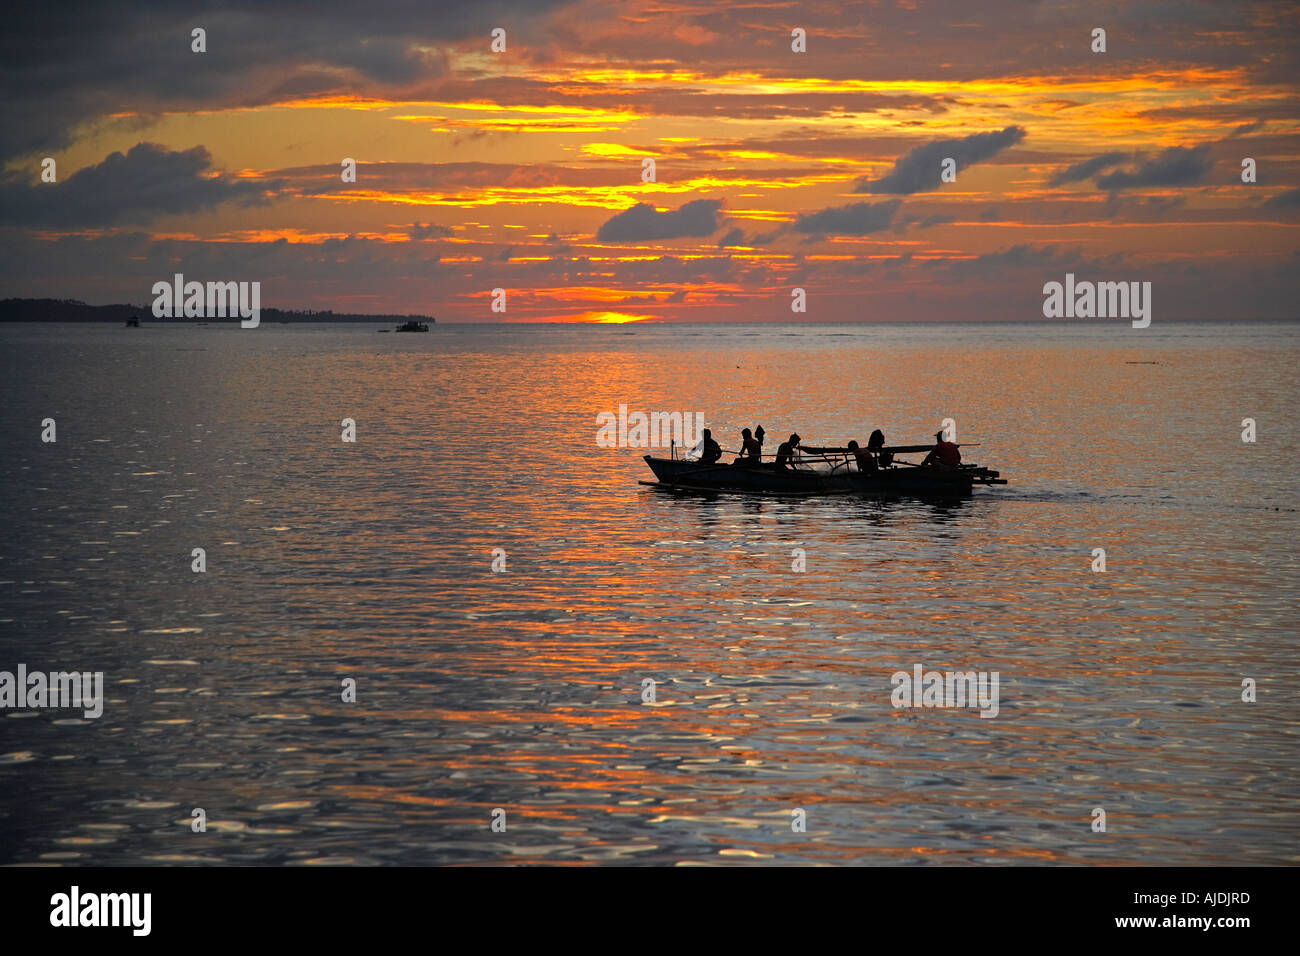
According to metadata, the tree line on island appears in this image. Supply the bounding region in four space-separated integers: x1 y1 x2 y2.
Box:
0 298 435 325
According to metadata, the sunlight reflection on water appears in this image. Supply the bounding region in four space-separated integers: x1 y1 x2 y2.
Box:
0 322 1297 864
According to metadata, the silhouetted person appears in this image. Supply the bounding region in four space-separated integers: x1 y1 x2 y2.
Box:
774 433 801 470
733 429 759 468
867 428 892 468
922 430 961 467
699 428 722 465
847 439 876 472
754 425 765 455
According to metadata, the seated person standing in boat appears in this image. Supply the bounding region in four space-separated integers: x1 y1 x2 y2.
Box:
922 430 961 467
698 428 723 465
774 433 801 470
735 427 763 466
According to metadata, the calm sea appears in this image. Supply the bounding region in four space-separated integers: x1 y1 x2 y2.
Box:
1 320 1297 865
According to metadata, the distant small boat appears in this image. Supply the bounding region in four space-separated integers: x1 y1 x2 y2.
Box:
125 317 140 328
641 442 1006 498
394 320 429 333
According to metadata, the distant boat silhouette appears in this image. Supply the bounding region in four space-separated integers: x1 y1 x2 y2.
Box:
125 316 140 328
394 320 429 332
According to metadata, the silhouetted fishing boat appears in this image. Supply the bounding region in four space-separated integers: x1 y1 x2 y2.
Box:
394 320 429 332
641 442 1006 497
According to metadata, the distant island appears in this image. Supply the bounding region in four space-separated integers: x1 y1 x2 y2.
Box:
0 298 435 325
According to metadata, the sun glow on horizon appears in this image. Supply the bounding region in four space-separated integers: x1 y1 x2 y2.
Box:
572 310 656 324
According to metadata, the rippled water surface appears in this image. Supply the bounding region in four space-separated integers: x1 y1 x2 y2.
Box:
1 321 1297 865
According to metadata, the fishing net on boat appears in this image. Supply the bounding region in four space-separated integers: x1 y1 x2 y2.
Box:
680 438 860 474
789 449 857 474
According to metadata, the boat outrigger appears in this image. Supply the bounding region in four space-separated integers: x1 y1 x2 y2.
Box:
641 441 1006 498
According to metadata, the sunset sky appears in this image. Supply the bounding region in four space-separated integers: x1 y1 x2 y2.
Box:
2 0 1298 321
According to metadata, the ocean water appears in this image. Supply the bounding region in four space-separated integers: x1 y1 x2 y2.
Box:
0 320 1296 865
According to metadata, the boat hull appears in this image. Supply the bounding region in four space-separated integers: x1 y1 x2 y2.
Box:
642 456 997 498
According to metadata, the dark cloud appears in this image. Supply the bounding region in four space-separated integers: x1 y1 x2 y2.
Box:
856 126 1025 195
0 231 450 298
717 227 745 247
0 1 574 161
1263 187 1300 209
1095 145 1213 191
285 161 625 195
1102 194 1187 220
0 143 271 227
1049 151 1129 186
595 199 723 242
4 230 1296 322
5 1 1298 167
748 228 786 245
941 242 1119 278
898 212 954 231
409 223 453 240
794 199 901 235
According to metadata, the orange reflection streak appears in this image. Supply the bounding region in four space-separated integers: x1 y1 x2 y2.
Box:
467 285 741 305
152 228 415 243
410 121 623 133
306 174 852 210
534 65 1251 96
581 143 658 157
398 102 642 119
193 332 1300 865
